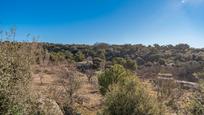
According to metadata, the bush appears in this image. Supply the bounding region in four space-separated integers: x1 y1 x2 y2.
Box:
125 58 137 71
58 68 81 114
0 42 36 114
98 64 128 95
50 52 65 64
112 57 137 71
112 57 127 66
102 75 163 115
93 57 105 70
74 51 85 62
189 81 204 115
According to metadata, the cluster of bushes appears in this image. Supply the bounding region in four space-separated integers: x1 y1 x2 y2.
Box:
43 43 204 82
112 57 137 71
0 29 204 114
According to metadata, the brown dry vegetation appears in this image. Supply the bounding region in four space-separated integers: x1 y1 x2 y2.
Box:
31 64 103 115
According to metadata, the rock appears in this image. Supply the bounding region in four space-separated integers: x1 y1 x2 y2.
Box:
38 97 63 115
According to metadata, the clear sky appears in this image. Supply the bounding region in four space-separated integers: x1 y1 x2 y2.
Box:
0 0 204 48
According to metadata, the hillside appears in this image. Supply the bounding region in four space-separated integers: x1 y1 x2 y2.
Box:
0 41 204 115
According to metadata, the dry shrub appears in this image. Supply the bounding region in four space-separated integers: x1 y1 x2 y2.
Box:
189 81 204 115
0 41 37 114
0 29 43 114
49 66 81 115
154 78 184 113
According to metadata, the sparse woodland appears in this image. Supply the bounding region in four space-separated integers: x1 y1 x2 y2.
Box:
1 29 204 115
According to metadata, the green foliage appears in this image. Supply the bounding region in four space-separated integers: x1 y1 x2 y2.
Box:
99 64 163 115
96 49 106 60
74 51 85 62
112 57 137 71
190 98 204 115
189 81 204 115
44 43 204 82
125 58 137 71
64 50 74 61
194 72 204 80
101 73 163 115
93 57 105 70
112 57 127 66
98 64 128 95
50 52 65 63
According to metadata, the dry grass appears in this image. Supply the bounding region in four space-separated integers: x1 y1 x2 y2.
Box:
31 64 103 114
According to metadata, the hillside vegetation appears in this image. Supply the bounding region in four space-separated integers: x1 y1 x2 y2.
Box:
0 30 204 115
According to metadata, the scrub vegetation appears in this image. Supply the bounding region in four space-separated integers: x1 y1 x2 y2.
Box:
0 29 204 115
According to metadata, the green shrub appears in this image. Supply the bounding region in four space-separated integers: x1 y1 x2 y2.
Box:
125 58 137 71
112 57 127 66
74 51 85 62
112 57 137 71
98 64 163 115
93 57 105 70
189 81 204 115
102 76 163 115
98 64 128 95
190 98 204 115
50 52 65 64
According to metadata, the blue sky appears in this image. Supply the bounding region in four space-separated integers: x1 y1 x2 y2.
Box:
0 0 204 47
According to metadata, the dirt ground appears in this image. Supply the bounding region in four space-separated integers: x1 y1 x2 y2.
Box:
31 65 103 115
